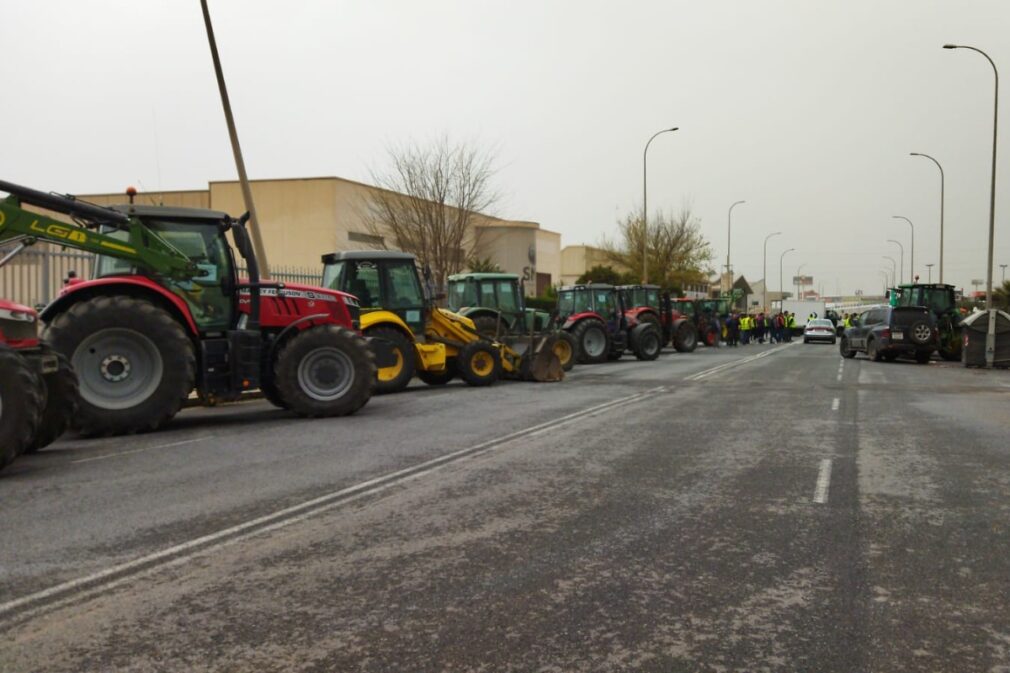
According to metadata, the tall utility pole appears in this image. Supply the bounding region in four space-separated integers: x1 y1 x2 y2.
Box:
642 127 678 283
795 263 807 301
762 231 782 313
910 153 945 283
887 239 904 285
891 216 914 283
200 0 270 278
726 200 746 290
926 263 935 283
1001 264 1008 283
883 256 897 288
945 44 998 310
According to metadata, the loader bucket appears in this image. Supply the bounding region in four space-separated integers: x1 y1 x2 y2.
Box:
518 333 564 382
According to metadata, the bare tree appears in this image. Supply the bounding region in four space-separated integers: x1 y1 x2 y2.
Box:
365 136 499 288
601 203 713 289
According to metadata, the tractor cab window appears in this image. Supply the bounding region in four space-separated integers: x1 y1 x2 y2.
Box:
594 290 616 317
496 281 519 313
384 261 423 308
646 288 659 307
322 261 345 292
345 261 381 309
558 290 592 316
479 281 497 308
448 279 478 310
676 301 695 317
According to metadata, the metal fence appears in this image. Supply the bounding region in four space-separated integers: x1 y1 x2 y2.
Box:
0 244 93 309
0 246 323 310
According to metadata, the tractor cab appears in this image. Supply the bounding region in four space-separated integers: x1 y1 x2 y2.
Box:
617 284 661 314
93 205 240 333
447 272 527 334
888 283 961 360
322 251 427 334
557 283 625 333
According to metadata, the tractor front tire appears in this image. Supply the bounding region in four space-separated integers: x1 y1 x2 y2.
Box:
457 340 502 387
672 322 698 353
366 326 415 394
0 346 45 469
45 296 195 436
630 323 662 361
555 331 577 372
274 325 375 417
572 319 610 364
25 346 79 453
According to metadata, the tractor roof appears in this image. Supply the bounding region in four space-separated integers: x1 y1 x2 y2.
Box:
617 284 660 290
110 204 230 222
321 250 416 264
559 283 615 291
448 272 519 282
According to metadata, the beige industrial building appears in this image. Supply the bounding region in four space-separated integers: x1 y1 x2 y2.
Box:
559 245 625 286
70 176 562 295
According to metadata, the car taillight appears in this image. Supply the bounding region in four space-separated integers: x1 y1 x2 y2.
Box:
881 328 891 339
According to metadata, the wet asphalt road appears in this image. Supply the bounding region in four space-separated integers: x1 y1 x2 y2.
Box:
1 342 1009 672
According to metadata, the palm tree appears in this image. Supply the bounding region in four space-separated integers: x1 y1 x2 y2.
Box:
994 280 1010 311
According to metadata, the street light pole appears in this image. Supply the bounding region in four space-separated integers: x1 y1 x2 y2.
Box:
887 239 904 284
891 216 914 283
726 200 746 290
642 127 678 283
945 44 998 310
926 263 934 283
762 231 782 313
883 256 897 288
910 153 945 283
779 248 795 308
1001 263 1008 283
879 271 890 296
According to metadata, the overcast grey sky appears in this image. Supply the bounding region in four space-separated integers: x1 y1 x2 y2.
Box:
3 1 1008 295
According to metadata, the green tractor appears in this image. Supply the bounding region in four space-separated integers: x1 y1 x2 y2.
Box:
446 272 577 371
888 283 962 360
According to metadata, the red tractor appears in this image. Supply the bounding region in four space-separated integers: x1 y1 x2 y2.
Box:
0 180 393 438
0 298 78 470
617 284 698 353
556 283 662 363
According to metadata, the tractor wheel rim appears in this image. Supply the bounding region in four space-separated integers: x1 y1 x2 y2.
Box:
644 333 659 355
583 327 606 357
554 340 573 365
74 328 163 410
377 347 404 382
471 351 494 377
913 324 931 343
298 347 354 401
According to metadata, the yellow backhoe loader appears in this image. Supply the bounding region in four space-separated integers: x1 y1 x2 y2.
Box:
321 251 563 393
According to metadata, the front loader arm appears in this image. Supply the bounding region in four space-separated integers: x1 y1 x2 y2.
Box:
0 195 199 281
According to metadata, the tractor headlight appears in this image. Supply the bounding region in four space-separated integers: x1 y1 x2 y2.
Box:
0 307 36 323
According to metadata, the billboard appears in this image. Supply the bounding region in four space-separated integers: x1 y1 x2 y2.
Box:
792 275 814 285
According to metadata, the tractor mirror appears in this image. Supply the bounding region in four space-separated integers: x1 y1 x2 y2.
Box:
231 225 252 259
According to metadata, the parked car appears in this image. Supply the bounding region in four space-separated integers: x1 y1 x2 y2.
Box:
839 306 936 363
803 318 837 344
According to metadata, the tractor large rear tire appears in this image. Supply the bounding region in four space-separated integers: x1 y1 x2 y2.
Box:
25 346 79 453
672 321 698 353
366 326 415 394
0 346 45 470
45 296 195 436
571 319 610 364
274 325 375 417
471 315 503 340
457 340 502 387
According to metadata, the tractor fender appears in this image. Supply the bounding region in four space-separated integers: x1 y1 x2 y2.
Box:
266 312 330 363
39 276 198 335
359 310 415 339
561 311 604 331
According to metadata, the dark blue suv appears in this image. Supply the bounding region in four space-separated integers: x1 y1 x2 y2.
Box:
839 305 936 363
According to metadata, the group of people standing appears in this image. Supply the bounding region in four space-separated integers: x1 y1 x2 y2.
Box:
721 311 797 347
